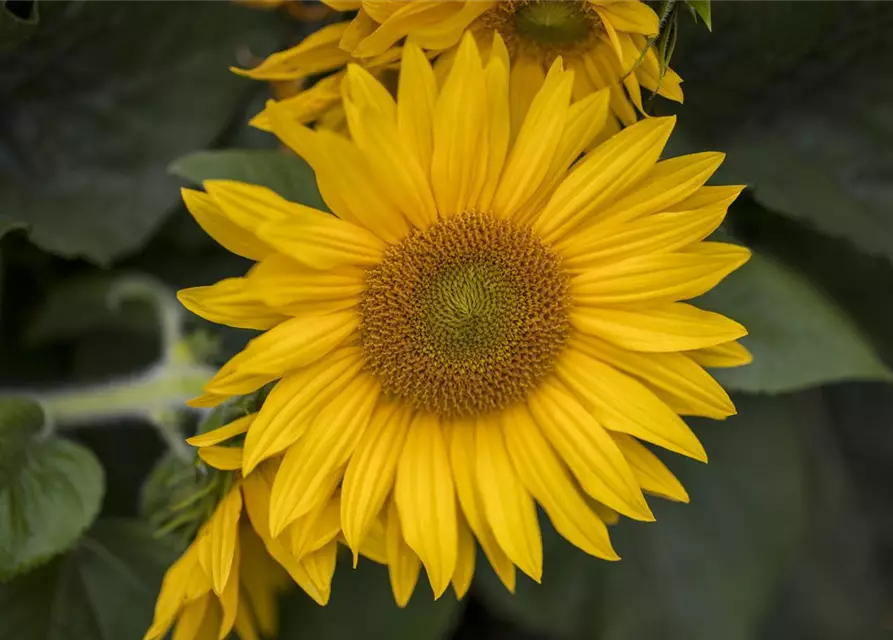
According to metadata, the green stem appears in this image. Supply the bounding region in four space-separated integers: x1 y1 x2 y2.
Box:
37 363 214 428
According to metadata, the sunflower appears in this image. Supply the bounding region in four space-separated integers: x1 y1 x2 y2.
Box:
240 0 683 133
179 33 749 604
144 428 339 639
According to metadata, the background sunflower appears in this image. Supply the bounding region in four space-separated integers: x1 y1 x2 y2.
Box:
1 2 892 640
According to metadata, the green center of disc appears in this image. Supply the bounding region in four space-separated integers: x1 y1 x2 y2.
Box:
515 1 593 47
420 261 517 357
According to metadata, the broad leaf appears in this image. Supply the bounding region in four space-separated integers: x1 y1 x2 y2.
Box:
0 519 177 640
475 395 806 639
670 2 893 262
170 148 326 211
280 557 461 640
0 3 281 265
0 396 104 579
698 250 892 393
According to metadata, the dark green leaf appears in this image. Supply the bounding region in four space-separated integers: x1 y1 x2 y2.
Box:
170 148 326 211
698 249 892 393
686 0 710 30
280 557 460 640
25 275 158 347
0 3 281 265
669 2 893 262
475 395 806 640
0 396 104 579
0 519 177 640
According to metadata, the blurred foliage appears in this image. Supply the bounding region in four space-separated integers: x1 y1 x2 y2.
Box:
1 1 892 639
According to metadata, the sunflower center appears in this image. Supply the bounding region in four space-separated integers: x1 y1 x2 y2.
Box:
515 1 593 46
360 211 570 418
478 1 602 58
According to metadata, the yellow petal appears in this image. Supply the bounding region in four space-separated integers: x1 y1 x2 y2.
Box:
198 446 244 471
217 541 240 640
178 279 286 330
300 540 338 601
386 498 421 608
561 186 743 269
509 52 546 142
474 34 510 213
528 380 653 521
202 179 297 232
144 547 201 640
242 346 365 473
197 486 242 595
451 513 476 600
289 491 342 560
240 466 330 605
556 348 706 461
171 595 216 640
255 207 386 270
571 152 727 236
514 88 612 227
340 8 378 55
593 0 660 34
232 22 353 80
181 189 270 261
430 32 488 217
267 104 410 243
404 1 496 51
569 242 751 306
611 433 690 503
475 417 543 582
344 75 438 230
688 340 753 368
570 302 747 352
397 42 438 175
352 1 458 58
249 255 365 315
492 58 574 219
269 374 380 535
204 311 359 396
187 413 255 448
534 116 676 243
394 412 457 599
448 420 516 593
341 400 412 555
502 404 618 561
569 334 736 419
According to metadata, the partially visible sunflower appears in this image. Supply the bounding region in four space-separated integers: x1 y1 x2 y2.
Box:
144 425 337 639
240 0 682 133
180 34 749 605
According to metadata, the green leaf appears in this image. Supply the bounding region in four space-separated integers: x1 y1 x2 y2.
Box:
0 3 281 265
686 0 711 30
0 519 178 640
0 396 105 579
280 558 460 640
170 148 327 211
669 2 893 262
697 249 893 393
475 395 806 639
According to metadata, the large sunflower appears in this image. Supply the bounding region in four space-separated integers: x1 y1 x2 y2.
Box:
180 33 749 604
240 0 683 132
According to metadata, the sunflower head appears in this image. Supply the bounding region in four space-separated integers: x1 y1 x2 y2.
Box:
178 32 750 608
361 209 571 417
482 0 603 57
